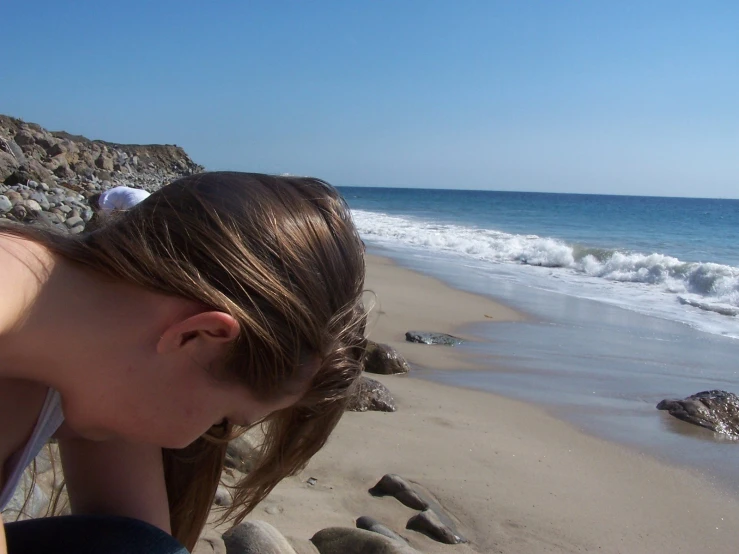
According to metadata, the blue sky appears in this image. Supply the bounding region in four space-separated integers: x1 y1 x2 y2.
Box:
3 1 738 197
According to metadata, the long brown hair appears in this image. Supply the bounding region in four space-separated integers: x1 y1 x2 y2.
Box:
2 172 367 549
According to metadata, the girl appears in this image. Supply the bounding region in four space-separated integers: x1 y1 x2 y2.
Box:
0 172 367 553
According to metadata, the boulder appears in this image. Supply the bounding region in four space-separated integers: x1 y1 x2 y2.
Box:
0 151 20 181
26 159 56 183
370 474 466 543
310 527 419 554
369 474 428 511
0 195 11 213
6 190 23 205
406 509 467 545
657 390 739 438
13 130 35 147
47 142 67 157
346 376 397 412
4 169 33 187
12 200 42 222
0 114 204 226
95 153 115 171
222 520 297 554
356 516 408 544
364 342 410 375
3 139 27 165
405 331 463 346
30 192 50 211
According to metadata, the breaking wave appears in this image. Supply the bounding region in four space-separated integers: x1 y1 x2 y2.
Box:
353 210 739 313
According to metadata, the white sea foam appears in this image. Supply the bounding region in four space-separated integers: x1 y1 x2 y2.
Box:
352 209 739 337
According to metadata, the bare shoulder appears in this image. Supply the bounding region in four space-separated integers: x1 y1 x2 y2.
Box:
0 233 53 335
0 233 50 265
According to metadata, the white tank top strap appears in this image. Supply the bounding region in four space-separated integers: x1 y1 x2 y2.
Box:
0 388 64 509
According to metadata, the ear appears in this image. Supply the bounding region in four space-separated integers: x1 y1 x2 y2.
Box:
157 311 240 355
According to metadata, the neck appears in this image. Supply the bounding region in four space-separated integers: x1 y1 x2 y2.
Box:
0 238 183 390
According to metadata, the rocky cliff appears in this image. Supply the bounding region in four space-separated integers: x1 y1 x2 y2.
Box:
0 114 203 232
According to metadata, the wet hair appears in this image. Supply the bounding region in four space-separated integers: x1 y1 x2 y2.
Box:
2 172 367 549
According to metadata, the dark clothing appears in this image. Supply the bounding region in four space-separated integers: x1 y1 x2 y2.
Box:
5 515 189 554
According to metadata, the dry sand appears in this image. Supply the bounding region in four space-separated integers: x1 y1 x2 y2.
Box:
236 254 739 553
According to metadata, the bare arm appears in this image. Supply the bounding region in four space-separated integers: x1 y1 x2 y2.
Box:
1 512 6 554
59 438 171 533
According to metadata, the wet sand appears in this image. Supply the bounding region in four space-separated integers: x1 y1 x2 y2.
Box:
237 254 739 553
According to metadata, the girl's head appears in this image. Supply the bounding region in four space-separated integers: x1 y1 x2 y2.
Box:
8 172 367 546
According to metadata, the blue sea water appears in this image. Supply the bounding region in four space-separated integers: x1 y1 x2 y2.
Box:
340 187 739 338
340 187 739 488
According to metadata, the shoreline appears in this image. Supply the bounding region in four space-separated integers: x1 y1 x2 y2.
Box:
235 254 739 553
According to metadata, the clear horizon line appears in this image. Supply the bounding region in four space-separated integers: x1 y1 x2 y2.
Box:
335 183 739 202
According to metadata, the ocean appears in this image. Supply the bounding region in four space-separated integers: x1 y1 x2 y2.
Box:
340 187 739 490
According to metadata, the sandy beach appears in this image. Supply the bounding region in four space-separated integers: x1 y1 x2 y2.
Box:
232 254 739 553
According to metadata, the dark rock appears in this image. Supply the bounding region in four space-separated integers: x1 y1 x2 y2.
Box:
369 474 465 542
356 516 408 544
657 390 739 438
369 474 428 510
4 169 32 186
364 342 410 375
404 331 463 346
223 520 297 554
406 509 467 545
311 528 419 554
47 142 67 157
347 376 397 412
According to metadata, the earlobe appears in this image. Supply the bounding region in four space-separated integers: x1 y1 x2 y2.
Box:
157 311 239 354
